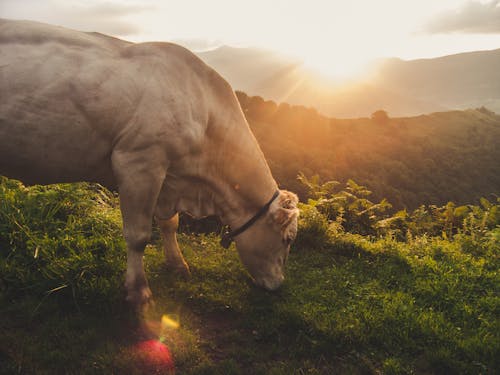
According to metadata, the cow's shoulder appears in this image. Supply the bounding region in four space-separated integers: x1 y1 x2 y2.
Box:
120 42 212 74
124 43 240 110
119 41 233 103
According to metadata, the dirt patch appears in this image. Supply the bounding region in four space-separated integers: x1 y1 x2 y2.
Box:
193 309 247 362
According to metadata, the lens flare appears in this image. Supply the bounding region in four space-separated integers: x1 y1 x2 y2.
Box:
126 306 181 372
161 314 180 330
132 339 175 374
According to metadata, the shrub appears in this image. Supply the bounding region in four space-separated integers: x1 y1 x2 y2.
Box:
294 203 330 249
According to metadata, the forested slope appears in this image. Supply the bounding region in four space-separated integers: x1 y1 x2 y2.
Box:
237 92 500 210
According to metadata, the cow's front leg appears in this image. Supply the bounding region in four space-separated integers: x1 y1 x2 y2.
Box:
156 213 190 278
113 150 167 307
124 245 151 307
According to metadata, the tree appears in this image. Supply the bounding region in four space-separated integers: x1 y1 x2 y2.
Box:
371 109 390 125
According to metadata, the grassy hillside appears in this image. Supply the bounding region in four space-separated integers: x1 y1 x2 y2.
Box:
1 179 498 374
238 92 500 210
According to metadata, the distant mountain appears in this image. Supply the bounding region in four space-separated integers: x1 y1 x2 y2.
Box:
197 47 500 117
374 50 500 115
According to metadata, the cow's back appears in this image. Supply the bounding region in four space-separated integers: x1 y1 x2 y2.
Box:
0 19 216 187
0 20 126 185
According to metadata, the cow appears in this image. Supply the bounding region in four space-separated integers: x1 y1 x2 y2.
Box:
0 19 299 306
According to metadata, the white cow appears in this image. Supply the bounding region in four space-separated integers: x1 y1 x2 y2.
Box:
0 19 299 305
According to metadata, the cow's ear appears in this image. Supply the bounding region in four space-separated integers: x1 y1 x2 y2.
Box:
271 191 299 243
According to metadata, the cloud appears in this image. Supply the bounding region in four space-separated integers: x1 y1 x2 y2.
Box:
426 0 500 34
0 0 154 36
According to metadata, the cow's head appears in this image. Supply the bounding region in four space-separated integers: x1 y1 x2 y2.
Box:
234 190 299 290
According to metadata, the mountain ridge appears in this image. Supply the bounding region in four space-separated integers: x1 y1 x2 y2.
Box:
197 46 500 117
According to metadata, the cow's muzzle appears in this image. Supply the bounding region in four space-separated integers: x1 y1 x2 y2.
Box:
253 273 284 291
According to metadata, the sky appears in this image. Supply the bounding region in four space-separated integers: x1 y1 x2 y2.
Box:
2 0 500 80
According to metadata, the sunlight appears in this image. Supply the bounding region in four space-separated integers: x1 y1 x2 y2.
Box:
300 49 375 83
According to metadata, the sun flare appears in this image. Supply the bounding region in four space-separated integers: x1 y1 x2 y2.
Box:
300 50 374 83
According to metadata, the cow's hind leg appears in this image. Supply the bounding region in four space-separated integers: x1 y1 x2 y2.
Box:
156 213 190 278
112 150 167 307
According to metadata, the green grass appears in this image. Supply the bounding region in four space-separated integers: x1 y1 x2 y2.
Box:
1 180 499 374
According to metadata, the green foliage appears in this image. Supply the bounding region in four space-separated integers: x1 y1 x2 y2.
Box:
0 178 498 374
294 203 331 249
298 174 393 236
238 93 500 210
297 174 500 241
0 177 125 306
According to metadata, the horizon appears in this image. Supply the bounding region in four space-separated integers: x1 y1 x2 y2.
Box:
2 0 500 81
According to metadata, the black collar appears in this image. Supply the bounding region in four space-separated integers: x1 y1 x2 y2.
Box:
220 190 280 249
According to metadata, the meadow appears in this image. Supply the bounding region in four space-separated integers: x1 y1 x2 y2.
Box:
1 178 498 374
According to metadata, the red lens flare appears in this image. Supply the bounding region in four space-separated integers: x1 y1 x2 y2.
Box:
131 339 175 374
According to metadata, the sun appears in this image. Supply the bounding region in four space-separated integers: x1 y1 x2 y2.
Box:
301 50 374 83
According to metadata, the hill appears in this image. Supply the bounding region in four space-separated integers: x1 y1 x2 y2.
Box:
376 49 500 114
236 92 500 210
198 46 500 117
1 179 498 374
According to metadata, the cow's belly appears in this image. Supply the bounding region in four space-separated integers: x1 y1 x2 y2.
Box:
0 102 116 188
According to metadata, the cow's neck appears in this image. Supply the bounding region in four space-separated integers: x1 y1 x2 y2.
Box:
215 110 278 228
212 129 278 229
172 115 277 229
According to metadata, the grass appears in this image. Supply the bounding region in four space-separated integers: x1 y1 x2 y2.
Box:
1 179 499 374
